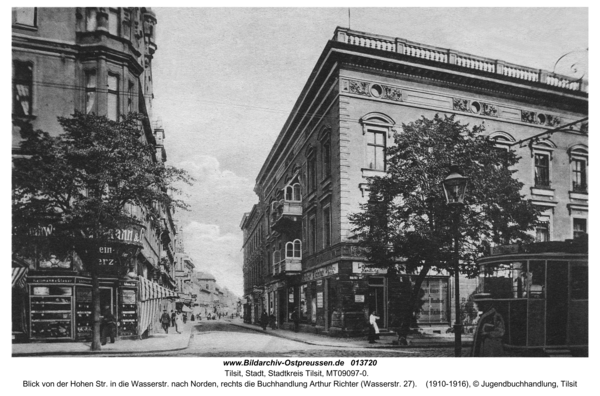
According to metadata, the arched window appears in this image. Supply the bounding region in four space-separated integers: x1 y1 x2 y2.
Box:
285 239 302 259
360 113 395 171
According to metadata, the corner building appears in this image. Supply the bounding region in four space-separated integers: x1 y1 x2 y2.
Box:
12 7 181 342
241 28 588 339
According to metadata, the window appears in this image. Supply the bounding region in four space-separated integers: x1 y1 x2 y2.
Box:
86 9 97 31
573 218 587 239
322 141 331 179
85 70 96 114
13 61 33 117
309 215 317 254
127 81 135 114
323 206 331 248
535 222 550 242
307 154 317 192
534 153 550 188
108 9 119 36
570 265 588 300
14 8 36 26
367 129 386 170
572 159 587 193
107 74 119 121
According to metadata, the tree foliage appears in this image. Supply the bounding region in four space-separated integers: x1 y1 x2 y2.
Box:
13 112 192 249
349 114 539 334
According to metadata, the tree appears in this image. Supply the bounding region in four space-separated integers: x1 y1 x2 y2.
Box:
349 114 539 341
12 112 192 350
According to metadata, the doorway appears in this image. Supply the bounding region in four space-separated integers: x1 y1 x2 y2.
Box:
368 277 386 328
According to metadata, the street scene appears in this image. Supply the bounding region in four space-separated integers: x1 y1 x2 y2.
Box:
11 8 588 359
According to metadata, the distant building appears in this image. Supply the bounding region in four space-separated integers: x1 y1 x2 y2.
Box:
241 27 587 346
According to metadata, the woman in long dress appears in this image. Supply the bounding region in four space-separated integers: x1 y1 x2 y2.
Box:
175 311 184 334
368 311 380 343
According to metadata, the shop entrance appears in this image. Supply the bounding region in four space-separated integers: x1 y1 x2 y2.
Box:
100 287 114 313
368 277 387 328
278 288 287 326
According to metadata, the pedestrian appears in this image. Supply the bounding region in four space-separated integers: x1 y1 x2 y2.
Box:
183 312 187 324
368 311 380 344
291 308 300 332
260 311 269 330
269 311 276 329
175 311 184 334
160 309 171 334
100 306 117 345
191 313 195 321
171 310 176 327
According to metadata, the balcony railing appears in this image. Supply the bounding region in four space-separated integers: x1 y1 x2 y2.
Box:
334 27 587 93
272 241 302 276
271 199 302 232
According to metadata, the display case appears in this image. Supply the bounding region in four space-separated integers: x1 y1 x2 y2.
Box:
119 289 138 337
30 286 73 340
75 287 92 340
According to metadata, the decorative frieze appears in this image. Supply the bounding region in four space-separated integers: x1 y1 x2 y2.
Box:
521 110 562 127
342 79 402 102
453 98 498 117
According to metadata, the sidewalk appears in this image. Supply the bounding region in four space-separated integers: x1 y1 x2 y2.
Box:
12 322 194 357
228 320 473 349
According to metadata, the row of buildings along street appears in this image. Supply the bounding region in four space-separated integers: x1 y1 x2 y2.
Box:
241 27 588 356
11 7 239 347
11 8 588 358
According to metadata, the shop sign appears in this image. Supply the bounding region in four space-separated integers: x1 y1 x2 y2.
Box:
76 278 92 285
30 277 74 284
119 280 137 287
355 295 365 303
317 280 322 286
317 292 323 308
302 263 339 283
352 261 387 275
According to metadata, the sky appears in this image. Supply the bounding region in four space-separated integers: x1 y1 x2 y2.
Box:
150 7 588 297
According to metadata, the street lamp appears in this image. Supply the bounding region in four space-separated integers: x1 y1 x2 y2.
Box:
442 165 469 357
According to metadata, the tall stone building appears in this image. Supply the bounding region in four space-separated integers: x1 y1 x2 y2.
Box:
11 7 180 342
242 27 587 351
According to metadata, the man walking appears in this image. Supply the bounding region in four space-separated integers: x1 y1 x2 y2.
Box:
171 310 176 327
161 309 171 334
291 308 300 332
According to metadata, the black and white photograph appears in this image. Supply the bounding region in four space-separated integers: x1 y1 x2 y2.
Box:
7 4 594 392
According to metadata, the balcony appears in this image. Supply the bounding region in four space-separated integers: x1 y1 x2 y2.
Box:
271 184 302 233
272 240 302 276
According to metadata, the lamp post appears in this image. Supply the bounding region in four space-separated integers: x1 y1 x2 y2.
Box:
441 165 469 357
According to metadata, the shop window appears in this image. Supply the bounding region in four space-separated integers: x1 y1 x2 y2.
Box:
573 218 587 240
12 61 33 117
300 285 307 321
14 8 36 27
534 153 550 188
85 70 97 114
570 266 588 300
107 74 119 121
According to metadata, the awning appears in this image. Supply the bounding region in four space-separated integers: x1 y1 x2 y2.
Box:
182 305 193 312
12 267 28 290
138 276 177 301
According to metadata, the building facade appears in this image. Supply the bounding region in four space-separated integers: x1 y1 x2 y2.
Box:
241 27 588 340
11 7 181 342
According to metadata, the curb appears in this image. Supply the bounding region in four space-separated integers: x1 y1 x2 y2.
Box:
229 322 472 349
12 327 196 357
